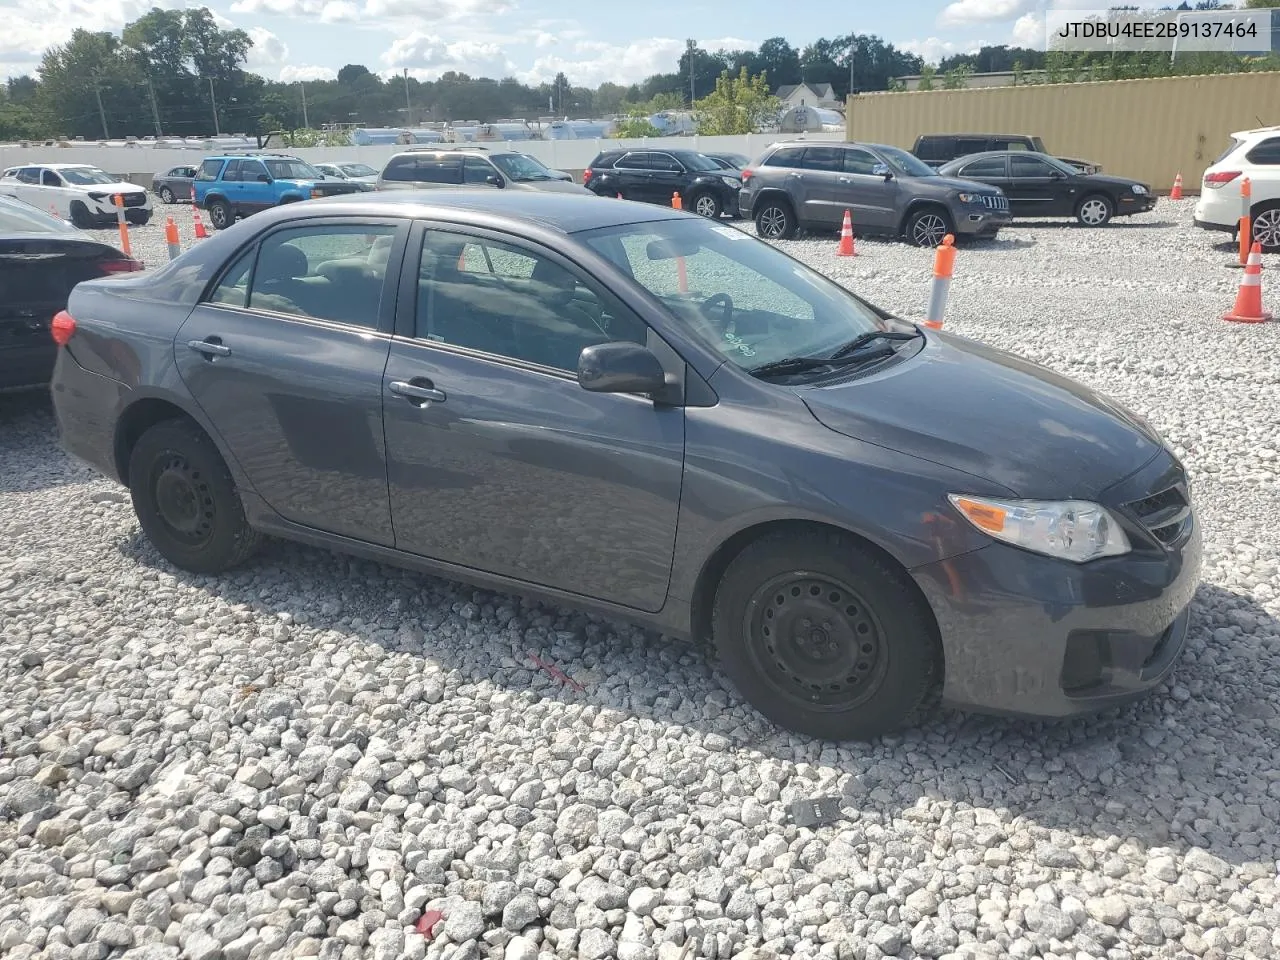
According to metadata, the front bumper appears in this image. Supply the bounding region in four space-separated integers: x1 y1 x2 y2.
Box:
1194 192 1240 231
86 199 152 225
1118 194 1157 215
954 208 1012 236
912 453 1202 719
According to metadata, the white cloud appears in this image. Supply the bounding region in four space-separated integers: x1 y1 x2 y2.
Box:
279 64 339 82
900 37 979 65
1011 12 1045 49
0 0 156 75
938 0 1033 27
228 0 358 21
381 33 514 79
245 27 289 69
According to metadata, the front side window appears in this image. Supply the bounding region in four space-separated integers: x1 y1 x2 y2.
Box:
876 146 937 178
1011 155 1058 178
242 161 271 182
580 218 886 371
415 230 646 372
463 157 495 184
223 225 398 327
265 159 321 180
42 170 63 187
842 149 881 175
490 153 556 182
340 163 377 177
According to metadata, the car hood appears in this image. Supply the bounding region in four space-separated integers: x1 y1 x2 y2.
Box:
1080 173 1145 190
797 333 1163 500
918 174 1002 194
85 182 146 195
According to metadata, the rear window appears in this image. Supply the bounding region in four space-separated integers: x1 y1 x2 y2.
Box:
382 154 461 183
589 153 623 169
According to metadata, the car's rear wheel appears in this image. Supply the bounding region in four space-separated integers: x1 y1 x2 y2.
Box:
1251 202 1280 253
1076 194 1113 227
206 198 234 230
128 419 261 574
754 198 797 240
69 201 94 229
711 529 938 740
905 206 953 247
691 191 721 219
159 187 175 204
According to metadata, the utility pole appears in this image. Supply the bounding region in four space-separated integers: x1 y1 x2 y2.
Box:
208 77 220 136
403 68 412 123
146 76 163 138
687 39 696 105
92 81 109 139
300 81 309 128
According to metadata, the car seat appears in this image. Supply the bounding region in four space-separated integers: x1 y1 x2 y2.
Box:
251 242 313 316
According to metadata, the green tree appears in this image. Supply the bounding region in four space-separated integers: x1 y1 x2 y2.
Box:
693 68 780 135
941 63 973 89
916 65 936 91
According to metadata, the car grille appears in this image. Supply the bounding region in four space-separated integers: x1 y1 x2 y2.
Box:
1124 480 1192 547
980 194 1009 211
122 193 147 208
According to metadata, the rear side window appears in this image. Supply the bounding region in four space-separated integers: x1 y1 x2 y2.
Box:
16 167 40 184
955 138 989 156
763 147 806 168
1246 137 1280 166
382 154 461 183
196 159 223 181
1212 137 1242 165
958 156 1008 177
800 147 843 171
992 139 1030 152
617 153 652 169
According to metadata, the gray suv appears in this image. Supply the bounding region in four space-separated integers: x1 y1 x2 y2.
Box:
376 146 587 194
740 140 1011 246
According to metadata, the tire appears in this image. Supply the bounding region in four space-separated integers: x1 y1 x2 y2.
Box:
1076 194 1113 227
128 418 261 574
159 187 175 204
69 201 94 230
206 198 234 230
690 191 722 219
754 197 797 240
711 529 938 741
904 206 953 247
1251 202 1280 253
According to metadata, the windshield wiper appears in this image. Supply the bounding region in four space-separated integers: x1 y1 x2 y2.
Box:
748 330 921 379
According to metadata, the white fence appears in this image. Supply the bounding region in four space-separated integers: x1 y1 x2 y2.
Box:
0 132 847 180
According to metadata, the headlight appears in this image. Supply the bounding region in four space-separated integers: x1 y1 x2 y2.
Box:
948 494 1131 563
957 193 987 204
1131 184 1148 195
721 177 742 189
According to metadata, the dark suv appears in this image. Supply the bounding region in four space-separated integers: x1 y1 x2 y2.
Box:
913 134 1101 175
582 149 741 218
740 140 1011 246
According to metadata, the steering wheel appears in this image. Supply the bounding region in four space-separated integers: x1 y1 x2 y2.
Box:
699 292 734 331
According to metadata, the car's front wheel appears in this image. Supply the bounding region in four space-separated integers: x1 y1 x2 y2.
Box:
754 198 797 240
711 529 938 740
905 206 953 247
206 198 234 230
1076 194 1113 227
690 191 722 219
128 418 261 574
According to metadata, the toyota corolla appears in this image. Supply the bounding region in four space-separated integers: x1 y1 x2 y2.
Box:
48 191 1200 740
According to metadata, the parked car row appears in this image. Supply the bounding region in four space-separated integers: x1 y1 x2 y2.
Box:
43 188 1201 741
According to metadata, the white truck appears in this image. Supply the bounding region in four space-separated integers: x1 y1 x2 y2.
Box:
0 163 153 229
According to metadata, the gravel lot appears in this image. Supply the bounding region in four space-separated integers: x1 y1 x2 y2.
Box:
3 198 1280 960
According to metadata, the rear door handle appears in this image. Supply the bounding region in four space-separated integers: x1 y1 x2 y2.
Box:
187 338 231 358
837 177 852 183
390 379 446 405
787 172 802 178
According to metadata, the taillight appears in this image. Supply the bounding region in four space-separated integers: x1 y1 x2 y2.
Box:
99 258 144 274
1204 170 1241 188
582 168 593 183
742 168 753 182
51 310 76 346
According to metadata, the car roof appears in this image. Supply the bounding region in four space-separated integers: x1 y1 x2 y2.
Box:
1231 126 1280 139
942 150 1048 161
279 189 695 234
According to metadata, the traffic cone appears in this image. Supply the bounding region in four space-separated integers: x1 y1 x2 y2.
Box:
1223 243 1272 324
192 206 208 239
165 217 181 260
837 209 856 257
1169 173 1183 200
671 191 682 210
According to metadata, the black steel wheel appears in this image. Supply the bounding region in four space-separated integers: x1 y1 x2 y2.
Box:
712 528 938 740
128 418 261 573
207 198 233 230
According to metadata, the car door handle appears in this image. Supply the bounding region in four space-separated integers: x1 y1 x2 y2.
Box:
787 172 802 178
837 177 852 183
390 379 447 404
187 338 231 358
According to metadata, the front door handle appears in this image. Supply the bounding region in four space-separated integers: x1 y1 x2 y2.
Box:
837 177 852 183
390 379 446 405
187 338 231 358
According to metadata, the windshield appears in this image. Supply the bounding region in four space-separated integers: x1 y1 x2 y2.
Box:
490 153 556 181
60 167 117 185
676 152 722 172
340 163 377 177
266 159 323 180
0 196 73 233
578 218 889 372
876 146 936 178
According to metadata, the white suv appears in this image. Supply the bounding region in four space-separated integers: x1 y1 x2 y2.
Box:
0 163 153 229
1194 126 1280 252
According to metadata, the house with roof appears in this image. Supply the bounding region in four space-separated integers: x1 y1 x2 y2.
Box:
775 82 844 113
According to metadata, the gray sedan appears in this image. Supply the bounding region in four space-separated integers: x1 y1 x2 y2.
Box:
49 191 1199 739
152 164 197 203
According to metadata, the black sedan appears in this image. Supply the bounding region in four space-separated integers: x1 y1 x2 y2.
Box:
49 191 1198 740
937 151 1155 226
1 195 141 392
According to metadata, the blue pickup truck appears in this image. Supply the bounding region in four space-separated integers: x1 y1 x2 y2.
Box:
192 153 364 230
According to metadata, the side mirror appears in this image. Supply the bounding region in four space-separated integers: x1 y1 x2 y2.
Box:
257 173 271 183
578 342 668 395
871 163 892 180
486 175 504 188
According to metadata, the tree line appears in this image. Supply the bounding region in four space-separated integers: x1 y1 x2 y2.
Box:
1 2 1277 142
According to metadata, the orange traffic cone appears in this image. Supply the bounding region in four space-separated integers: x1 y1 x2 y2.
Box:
1223 242 1272 323
837 209 856 256
1169 173 1183 200
193 206 208 239
671 191 682 210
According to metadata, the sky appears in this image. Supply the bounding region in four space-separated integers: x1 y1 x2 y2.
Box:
0 0 1102 84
